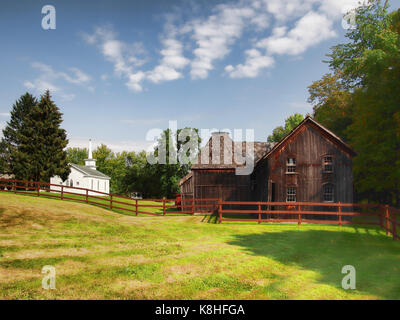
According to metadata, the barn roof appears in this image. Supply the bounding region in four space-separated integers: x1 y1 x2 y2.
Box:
179 171 193 186
260 116 356 161
70 164 110 179
191 132 275 169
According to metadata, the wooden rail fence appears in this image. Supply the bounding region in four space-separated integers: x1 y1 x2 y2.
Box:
1 178 399 240
0 178 218 216
217 200 400 241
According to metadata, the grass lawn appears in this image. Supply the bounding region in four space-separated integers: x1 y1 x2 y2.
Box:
6 190 184 216
0 192 399 300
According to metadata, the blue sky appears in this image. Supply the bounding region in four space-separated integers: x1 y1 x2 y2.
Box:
0 0 399 152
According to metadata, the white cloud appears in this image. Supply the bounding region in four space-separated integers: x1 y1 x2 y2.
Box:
83 26 148 92
188 3 256 79
82 0 364 87
31 62 91 85
263 0 316 21
225 49 274 78
0 112 10 117
147 38 189 83
24 79 60 94
258 11 337 56
84 23 190 90
25 62 93 100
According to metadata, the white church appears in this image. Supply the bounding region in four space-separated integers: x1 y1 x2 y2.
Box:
50 140 110 195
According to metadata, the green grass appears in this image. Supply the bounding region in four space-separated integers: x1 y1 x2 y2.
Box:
0 192 399 300
6 190 186 216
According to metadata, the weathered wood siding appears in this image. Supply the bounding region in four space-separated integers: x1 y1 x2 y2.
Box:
180 176 193 198
193 169 251 201
254 123 353 204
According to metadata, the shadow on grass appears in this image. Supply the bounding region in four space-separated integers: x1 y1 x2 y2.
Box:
227 227 400 299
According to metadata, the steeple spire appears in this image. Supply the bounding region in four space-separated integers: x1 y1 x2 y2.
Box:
88 139 93 159
85 139 97 170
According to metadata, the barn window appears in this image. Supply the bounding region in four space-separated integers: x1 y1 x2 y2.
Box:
70 180 73 187
287 158 296 173
286 187 296 202
323 156 334 173
323 184 334 202
76 181 79 186
97 180 99 191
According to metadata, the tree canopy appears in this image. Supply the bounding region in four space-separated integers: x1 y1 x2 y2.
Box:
1 91 70 182
267 113 304 143
308 0 400 206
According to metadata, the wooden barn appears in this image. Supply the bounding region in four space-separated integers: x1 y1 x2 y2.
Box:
179 131 273 209
179 117 356 209
251 116 356 204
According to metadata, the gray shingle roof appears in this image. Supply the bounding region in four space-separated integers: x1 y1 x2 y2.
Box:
191 133 275 169
70 164 110 179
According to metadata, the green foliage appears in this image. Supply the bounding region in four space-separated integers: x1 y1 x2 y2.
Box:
309 1 400 206
127 127 201 198
66 147 88 165
93 145 130 195
308 72 353 141
73 127 201 198
1 91 70 182
267 113 304 143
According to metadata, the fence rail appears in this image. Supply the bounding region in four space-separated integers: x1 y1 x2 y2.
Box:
0 178 218 216
1 178 398 240
217 200 400 241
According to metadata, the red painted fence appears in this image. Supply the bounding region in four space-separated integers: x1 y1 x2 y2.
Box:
217 200 400 240
0 178 218 216
1 178 399 240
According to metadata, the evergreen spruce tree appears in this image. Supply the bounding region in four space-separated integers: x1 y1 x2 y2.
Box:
1 91 70 182
1 92 37 178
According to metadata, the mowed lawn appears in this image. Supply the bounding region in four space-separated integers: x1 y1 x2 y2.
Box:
0 193 400 300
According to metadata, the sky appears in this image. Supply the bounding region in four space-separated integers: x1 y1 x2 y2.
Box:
0 0 399 153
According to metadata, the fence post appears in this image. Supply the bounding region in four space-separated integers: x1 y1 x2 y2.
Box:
338 202 342 227
61 185 64 200
110 195 113 210
298 204 301 225
36 182 40 197
379 205 384 229
392 210 397 241
86 189 88 203
192 199 195 215
258 203 261 224
135 199 138 216
218 198 222 224
385 205 390 236
163 198 166 216
13 181 16 194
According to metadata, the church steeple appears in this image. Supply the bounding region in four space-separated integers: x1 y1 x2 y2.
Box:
85 139 97 170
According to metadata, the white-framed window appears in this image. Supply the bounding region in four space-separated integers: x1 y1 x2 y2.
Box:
76 181 79 186
70 180 73 187
323 184 334 202
286 187 296 202
91 179 93 190
323 156 334 173
287 158 296 173
97 180 99 191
